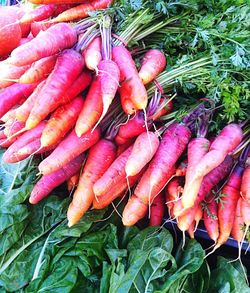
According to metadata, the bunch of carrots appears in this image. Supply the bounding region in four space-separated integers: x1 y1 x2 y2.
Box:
0 0 249 266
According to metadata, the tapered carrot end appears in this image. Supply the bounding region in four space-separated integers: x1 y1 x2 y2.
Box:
67 220 75 228
75 124 89 138
25 117 40 130
29 197 36 205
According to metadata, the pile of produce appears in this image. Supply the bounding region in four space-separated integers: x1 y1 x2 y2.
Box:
0 0 249 291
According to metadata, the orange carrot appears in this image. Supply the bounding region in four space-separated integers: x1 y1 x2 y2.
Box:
122 195 148 226
165 177 182 218
241 166 250 202
125 131 159 177
139 49 166 85
203 194 219 243
0 63 29 89
67 172 80 191
20 4 56 23
67 139 117 226
41 96 84 147
231 197 244 243
51 0 113 22
84 37 102 71
19 55 57 84
113 45 148 114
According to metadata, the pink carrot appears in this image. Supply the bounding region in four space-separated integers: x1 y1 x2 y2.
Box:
26 49 84 129
8 23 77 66
149 192 165 226
30 153 85 204
0 82 37 119
38 127 101 175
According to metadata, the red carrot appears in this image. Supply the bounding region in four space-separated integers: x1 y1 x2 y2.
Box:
133 123 191 205
93 146 133 196
75 61 120 136
182 124 243 209
51 0 113 22
84 37 102 71
41 96 84 147
30 21 55 37
112 45 148 114
67 139 117 226
20 4 56 23
0 82 37 119
0 7 22 57
181 137 210 208
93 167 145 209
125 131 159 177
203 194 219 243
26 49 84 129
139 49 166 85
8 23 77 66
15 80 46 122
29 153 85 204
19 55 57 84
149 192 165 226
241 166 250 202
38 127 101 175
2 121 46 163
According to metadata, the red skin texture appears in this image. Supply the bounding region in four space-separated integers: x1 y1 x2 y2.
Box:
217 185 240 246
182 124 242 209
26 49 84 129
67 172 80 191
15 80 46 122
116 137 135 156
139 49 166 85
0 63 29 89
41 96 85 147
165 177 181 218
60 70 92 105
203 194 219 243
51 0 113 22
149 192 165 226
122 195 148 226
112 46 148 114
52 4 77 16
84 37 102 71
241 166 250 202
19 55 57 84
134 123 191 205
182 137 210 208
93 146 133 196
125 131 159 177
67 139 117 226
117 111 150 142
241 198 250 226
0 82 37 119
31 21 55 37
0 7 22 57
20 4 57 23
38 127 101 175
2 121 46 163
231 197 244 242
30 153 85 204
75 60 120 136
93 167 145 209
9 23 77 66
